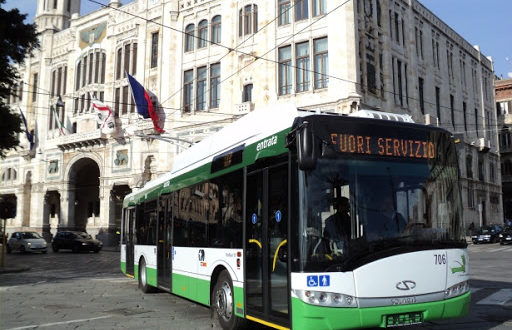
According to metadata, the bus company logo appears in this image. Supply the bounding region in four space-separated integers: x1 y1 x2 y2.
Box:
256 136 278 152
396 280 416 291
198 249 207 267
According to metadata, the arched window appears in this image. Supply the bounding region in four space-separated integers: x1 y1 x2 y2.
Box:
51 65 67 97
114 41 138 116
211 15 221 44
73 48 107 114
185 24 195 52
239 4 258 37
198 20 208 48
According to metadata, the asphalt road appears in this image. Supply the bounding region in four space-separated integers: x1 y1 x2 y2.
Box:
0 243 511 330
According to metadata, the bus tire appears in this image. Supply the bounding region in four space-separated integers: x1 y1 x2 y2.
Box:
211 270 244 330
138 258 156 293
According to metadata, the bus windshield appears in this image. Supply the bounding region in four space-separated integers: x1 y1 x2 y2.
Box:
297 151 465 272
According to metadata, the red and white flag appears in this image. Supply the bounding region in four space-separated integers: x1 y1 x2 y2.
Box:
91 93 115 134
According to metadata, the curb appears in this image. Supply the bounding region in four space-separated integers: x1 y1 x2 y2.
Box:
0 266 31 274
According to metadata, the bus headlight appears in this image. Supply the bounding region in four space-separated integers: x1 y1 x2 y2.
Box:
293 289 357 307
444 281 469 299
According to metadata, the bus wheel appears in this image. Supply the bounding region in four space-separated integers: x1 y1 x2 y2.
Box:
211 270 244 330
138 258 155 293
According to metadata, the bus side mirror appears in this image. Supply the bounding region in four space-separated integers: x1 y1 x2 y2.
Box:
296 121 318 171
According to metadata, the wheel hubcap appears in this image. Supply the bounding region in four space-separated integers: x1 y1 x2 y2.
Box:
141 263 146 286
215 281 233 321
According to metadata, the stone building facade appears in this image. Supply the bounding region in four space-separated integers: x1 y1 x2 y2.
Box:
0 0 501 244
496 78 512 220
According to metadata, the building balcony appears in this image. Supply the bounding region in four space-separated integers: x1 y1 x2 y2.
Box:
55 130 107 151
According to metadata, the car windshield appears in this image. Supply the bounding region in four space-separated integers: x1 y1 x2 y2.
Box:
297 155 464 272
480 227 493 234
22 232 42 239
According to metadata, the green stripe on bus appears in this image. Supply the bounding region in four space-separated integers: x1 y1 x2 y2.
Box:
234 286 245 317
120 261 126 274
172 273 211 306
290 292 470 330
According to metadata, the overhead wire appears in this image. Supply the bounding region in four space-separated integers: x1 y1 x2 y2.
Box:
7 0 500 143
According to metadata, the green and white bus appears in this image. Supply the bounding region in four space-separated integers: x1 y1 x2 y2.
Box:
121 104 469 330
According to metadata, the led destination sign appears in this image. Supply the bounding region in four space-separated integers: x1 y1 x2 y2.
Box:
329 133 436 159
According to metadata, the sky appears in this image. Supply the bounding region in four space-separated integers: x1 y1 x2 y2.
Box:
3 0 511 78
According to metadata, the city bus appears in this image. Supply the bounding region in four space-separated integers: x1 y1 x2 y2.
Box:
121 104 470 330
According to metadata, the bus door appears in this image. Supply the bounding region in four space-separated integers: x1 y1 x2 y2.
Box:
157 195 173 290
245 162 289 327
125 207 135 277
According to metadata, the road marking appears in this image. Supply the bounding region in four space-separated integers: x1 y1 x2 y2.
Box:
6 315 112 330
488 247 510 252
476 289 512 306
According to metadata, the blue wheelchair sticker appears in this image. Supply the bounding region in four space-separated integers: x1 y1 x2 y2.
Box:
307 275 319 287
319 275 330 287
275 210 282 222
251 213 258 224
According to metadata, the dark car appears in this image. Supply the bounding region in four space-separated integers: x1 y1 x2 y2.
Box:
499 226 512 245
471 224 503 244
52 231 102 253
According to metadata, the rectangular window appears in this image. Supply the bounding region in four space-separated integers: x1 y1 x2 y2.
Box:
450 94 455 128
468 183 474 208
183 70 194 112
295 0 308 21
32 73 38 102
132 43 137 75
314 37 328 89
419 77 424 114
196 66 207 111
313 0 326 16
475 108 479 137
114 87 120 116
397 60 403 106
94 52 100 83
278 0 291 25
278 45 292 95
82 55 87 87
88 53 93 85
57 67 62 96
295 41 310 92
124 44 131 75
435 87 441 122
151 32 159 68
122 85 128 115
463 102 467 132
210 63 220 108
63 66 67 95
394 12 400 43
51 70 56 97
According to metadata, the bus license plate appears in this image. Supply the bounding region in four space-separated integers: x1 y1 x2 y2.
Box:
385 312 423 327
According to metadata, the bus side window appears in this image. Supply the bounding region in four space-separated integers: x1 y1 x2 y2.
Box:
209 170 243 248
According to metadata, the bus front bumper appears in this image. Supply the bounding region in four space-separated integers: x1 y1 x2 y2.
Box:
291 292 470 330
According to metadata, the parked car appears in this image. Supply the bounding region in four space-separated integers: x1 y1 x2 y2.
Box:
499 226 512 245
6 231 47 253
471 224 503 244
52 231 102 253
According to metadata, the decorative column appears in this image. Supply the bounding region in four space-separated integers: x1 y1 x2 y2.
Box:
60 186 75 230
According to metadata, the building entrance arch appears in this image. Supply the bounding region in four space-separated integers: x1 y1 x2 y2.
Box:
68 157 101 232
